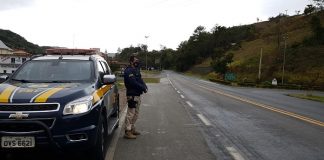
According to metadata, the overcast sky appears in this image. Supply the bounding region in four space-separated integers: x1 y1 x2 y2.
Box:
0 0 312 52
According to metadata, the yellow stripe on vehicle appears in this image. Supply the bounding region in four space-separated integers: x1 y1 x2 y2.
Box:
34 87 64 103
0 85 17 103
92 85 112 104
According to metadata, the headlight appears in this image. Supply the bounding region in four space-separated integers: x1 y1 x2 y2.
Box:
63 96 93 115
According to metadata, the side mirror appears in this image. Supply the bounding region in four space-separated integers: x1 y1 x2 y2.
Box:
103 75 116 84
0 75 9 82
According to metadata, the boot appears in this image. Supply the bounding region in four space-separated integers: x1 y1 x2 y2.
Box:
131 128 141 135
124 130 136 139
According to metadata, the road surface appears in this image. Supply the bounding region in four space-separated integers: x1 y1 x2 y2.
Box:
114 71 324 160
113 76 215 160
168 71 324 160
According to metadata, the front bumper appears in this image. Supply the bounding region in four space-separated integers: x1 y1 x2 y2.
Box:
0 106 101 151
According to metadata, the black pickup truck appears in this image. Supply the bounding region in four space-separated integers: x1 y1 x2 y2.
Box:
0 49 120 160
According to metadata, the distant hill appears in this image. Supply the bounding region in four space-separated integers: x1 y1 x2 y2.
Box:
189 12 324 86
0 29 44 54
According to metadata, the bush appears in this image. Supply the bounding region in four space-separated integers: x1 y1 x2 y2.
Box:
207 72 223 80
209 78 231 85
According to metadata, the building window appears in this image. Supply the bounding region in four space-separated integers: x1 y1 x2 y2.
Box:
4 70 7 74
22 58 26 62
11 58 15 64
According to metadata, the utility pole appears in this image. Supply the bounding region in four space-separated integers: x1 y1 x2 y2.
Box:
258 48 263 80
282 34 288 85
285 10 288 16
145 36 149 70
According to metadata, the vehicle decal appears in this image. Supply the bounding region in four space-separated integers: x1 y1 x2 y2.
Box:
9 87 21 103
33 84 74 103
0 85 18 103
30 87 58 103
34 87 65 103
92 84 112 104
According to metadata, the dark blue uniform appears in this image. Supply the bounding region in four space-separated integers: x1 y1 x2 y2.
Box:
124 66 147 96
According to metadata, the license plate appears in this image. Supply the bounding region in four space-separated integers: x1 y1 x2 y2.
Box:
1 136 35 148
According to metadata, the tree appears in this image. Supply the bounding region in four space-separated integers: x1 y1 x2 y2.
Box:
304 4 316 15
310 16 324 43
210 48 234 75
313 0 324 9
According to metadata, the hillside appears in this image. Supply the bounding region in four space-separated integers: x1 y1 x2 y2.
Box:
0 29 44 54
190 12 324 86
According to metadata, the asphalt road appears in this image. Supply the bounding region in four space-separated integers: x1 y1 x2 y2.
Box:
162 71 324 160
113 77 215 160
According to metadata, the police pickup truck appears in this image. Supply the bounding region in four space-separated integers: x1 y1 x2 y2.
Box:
0 49 120 160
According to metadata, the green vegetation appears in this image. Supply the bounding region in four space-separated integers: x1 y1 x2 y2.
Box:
288 94 324 103
117 77 160 90
117 81 125 89
143 78 160 83
0 29 44 54
188 10 324 88
117 4 324 89
142 70 161 75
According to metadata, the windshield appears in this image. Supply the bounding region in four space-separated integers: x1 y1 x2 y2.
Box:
11 60 94 82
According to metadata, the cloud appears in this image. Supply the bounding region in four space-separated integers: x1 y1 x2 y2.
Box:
0 0 35 11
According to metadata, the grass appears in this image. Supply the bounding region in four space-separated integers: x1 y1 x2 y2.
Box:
117 77 160 89
288 94 324 103
141 70 161 75
117 80 125 89
143 78 160 83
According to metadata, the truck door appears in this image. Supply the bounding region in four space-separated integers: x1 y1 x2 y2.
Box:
100 61 115 116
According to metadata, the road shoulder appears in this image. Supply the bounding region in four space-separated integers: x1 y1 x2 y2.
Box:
113 78 215 160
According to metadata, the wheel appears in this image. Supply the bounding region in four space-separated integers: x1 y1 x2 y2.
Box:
88 114 107 160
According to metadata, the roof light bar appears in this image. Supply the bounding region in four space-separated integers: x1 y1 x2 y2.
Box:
45 48 97 55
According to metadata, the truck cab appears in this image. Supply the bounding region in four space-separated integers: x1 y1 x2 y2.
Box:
0 49 120 160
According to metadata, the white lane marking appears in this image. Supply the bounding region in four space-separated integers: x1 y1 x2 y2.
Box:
226 147 245 160
197 114 212 126
177 91 180 94
168 79 173 85
180 94 185 99
186 101 193 108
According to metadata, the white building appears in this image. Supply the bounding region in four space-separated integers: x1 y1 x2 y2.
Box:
0 40 31 74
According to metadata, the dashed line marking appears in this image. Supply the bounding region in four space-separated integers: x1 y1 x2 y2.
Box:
197 114 212 126
180 94 185 99
168 79 173 85
226 147 245 160
186 101 193 108
177 91 180 94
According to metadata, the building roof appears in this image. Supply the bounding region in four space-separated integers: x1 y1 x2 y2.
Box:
0 40 13 51
13 50 31 56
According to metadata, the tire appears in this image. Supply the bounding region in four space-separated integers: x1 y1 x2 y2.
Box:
88 114 107 160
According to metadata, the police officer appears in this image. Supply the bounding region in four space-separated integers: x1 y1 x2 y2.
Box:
123 55 147 139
